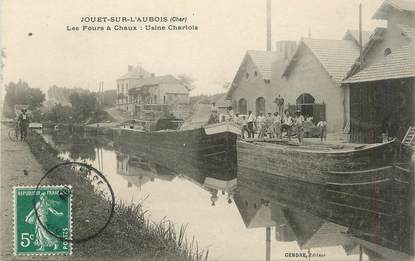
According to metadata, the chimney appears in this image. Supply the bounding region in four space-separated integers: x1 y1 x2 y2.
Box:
275 41 297 60
128 65 133 72
266 0 272 51
359 3 363 69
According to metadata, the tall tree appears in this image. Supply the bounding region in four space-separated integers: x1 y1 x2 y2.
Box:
43 104 72 123
47 85 90 105
69 92 98 122
3 80 45 117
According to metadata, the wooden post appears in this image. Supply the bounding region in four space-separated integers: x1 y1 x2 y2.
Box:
359 245 363 261
266 227 271 261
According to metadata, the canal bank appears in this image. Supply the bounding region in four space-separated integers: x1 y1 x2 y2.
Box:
0 124 52 260
0 124 208 261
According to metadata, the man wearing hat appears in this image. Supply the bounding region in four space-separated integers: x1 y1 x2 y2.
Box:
18 108 30 140
294 110 305 144
207 109 219 125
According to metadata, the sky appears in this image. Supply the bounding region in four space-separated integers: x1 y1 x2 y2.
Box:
1 0 385 97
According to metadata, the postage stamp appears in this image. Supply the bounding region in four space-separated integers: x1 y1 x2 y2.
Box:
14 185 72 255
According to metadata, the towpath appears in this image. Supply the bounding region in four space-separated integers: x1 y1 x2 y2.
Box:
0 124 53 260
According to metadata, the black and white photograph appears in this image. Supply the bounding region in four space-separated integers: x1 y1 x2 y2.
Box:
0 0 414 260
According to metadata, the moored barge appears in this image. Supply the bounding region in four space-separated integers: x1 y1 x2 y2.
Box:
237 139 412 186
114 121 240 168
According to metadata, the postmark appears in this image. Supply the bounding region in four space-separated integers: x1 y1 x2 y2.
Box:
14 185 72 256
35 161 115 243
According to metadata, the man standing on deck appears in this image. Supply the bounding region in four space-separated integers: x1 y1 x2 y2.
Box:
227 106 236 122
246 111 256 139
208 110 220 124
282 110 293 141
295 110 305 144
257 113 266 139
274 112 282 139
265 113 274 138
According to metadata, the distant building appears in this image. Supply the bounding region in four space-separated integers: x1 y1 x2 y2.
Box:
116 65 152 111
343 0 415 143
127 75 190 106
116 65 190 120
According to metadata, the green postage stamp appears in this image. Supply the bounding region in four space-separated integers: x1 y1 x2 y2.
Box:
14 185 72 255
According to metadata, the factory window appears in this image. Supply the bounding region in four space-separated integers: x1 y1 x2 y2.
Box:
256 97 266 116
384 48 392 56
238 98 247 115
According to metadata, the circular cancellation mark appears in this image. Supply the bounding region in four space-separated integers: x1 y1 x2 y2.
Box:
33 161 115 243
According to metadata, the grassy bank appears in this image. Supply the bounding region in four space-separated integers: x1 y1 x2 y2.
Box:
26 132 208 261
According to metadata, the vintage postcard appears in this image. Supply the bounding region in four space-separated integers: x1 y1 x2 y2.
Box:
0 0 414 260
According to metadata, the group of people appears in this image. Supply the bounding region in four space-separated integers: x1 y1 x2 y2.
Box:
239 110 306 143
207 104 328 143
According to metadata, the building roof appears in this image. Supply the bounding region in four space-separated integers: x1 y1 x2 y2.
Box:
226 50 277 98
283 38 360 84
343 41 415 83
373 0 415 19
128 75 188 93
343 25 415 83
118 65 152 80
233 190 275 229
246 50 277 80
343 30 373 47
344 27 388 79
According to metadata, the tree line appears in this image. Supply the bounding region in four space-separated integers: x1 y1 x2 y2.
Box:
2 80 117 124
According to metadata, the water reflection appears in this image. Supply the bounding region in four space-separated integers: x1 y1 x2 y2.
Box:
113 138 237 207
237 168 414 261
43 131 414 261
115 151 176 189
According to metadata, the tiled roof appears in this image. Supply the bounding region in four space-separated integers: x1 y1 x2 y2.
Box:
118 66 152 80
344 27 387 79
129 75 186 91
283 38 360 84
246 50 277 80
226 50 277 98
343 40 415 83
373 0 415 19
343 30 373 47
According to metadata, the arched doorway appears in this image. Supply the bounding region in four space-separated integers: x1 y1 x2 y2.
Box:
238 98 247 115
294 93 325 123
296 93 315 119
296 93 315 104
256 97 266 116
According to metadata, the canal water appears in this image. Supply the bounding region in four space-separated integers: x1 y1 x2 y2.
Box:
42 131 413 261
